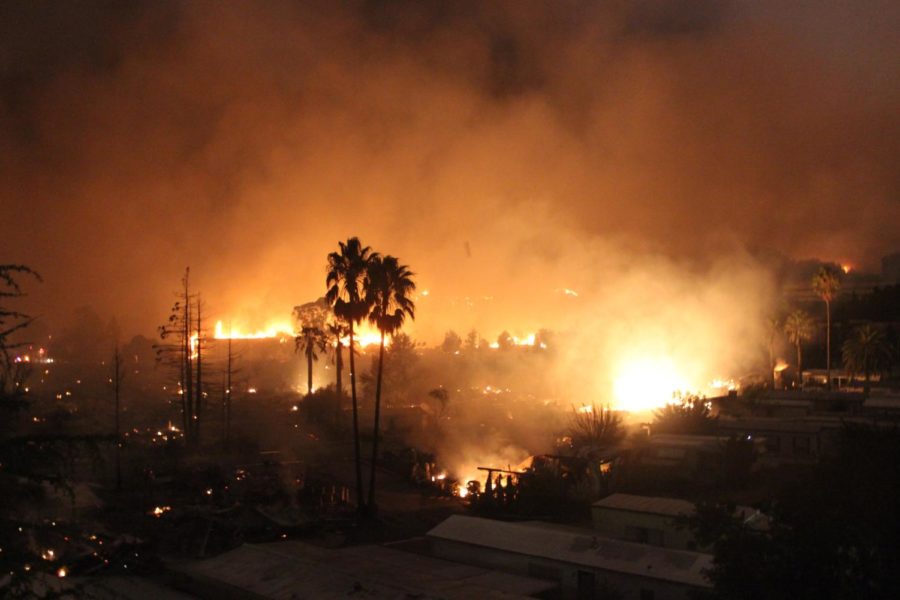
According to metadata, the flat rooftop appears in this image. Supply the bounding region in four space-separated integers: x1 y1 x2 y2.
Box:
172 539 554 599
428 515 712 588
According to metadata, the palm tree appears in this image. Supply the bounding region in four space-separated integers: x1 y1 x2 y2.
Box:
812 266 842 389
566 404 624 496
364 255 415 515
652 395 717 435
326 237 377 513
295 325 326 395
784 310 814 389
326 319 348 424
842 323 892 393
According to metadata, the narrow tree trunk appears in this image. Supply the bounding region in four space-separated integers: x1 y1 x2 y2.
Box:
182 293 191 435
367 331 386 514
796 343 803 390
348 323 365 512
335 341 343 425
183 273 193 441
825 300 832 390
195 297 202 447
307 348 313 395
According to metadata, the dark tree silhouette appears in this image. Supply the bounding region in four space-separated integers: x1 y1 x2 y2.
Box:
364 254 415 515
842 323 892 393
566 404 624 462
784 309 814 388
326 238 378 513
325 319 348 424
295 325 327 395
688 425 900 599
156 268 209 446
812 266 842 389
220 331 242 449
765 314 782 389
652 394 717 435
293 299 329 395
441 330 462 352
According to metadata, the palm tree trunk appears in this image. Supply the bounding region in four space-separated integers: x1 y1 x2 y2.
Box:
348 323 365 512
796 343 803 389
368 331 386 514
335 342 343 425
307 348 313 395
825 300 832 390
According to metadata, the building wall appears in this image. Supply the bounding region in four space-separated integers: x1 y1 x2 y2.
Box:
592 508 696 551
430 538 704 600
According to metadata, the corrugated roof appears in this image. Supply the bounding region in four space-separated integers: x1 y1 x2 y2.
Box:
427 515 712 588
174 540 553 599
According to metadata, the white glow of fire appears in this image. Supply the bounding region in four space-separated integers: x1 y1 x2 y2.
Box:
612 357 689 412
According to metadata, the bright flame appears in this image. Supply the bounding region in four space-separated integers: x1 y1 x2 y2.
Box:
841 264 852 274
214 319 386 348
488 333 538 349
214 320 294 340
613 357 688 412
774 360 789 373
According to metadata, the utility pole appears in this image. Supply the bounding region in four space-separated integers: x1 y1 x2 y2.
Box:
182 268 193 437
195 294 203 446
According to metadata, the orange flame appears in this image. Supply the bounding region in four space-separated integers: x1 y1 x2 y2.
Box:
213 319 387 348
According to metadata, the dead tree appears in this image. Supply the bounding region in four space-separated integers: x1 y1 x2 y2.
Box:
156 267 207 446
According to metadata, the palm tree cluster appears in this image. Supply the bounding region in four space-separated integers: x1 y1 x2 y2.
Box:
842 323 892 393
325 237 415 518
652 394 717 435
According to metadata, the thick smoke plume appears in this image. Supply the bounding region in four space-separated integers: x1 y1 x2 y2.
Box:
2 0 897 344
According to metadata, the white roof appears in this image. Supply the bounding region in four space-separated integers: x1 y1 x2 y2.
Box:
592 494 769 530
175 540 553 599
428 515 712 588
